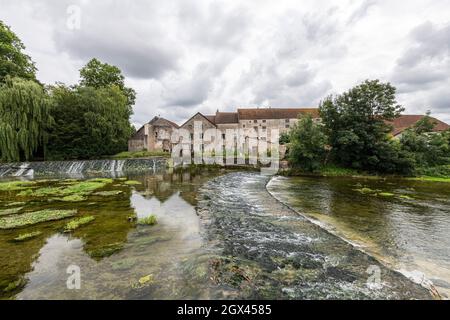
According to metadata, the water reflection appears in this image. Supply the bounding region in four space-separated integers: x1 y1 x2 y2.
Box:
0 168 223 299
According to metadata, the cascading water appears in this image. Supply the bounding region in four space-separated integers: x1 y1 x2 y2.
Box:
0 158 167 178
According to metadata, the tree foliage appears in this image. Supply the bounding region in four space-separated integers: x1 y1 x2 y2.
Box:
79 58 136 110
288 115 327 171
0 77 52 162
319 80 409 173
400 129 450 167
0 21 37 83
47 84 133 160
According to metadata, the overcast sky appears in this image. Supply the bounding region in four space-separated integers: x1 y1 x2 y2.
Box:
1 0 449 127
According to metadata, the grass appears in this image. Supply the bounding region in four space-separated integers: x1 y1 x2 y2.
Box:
137 215 157 226
0 209 77 229
64 216 95 232
13 231 42 242
0 207 23 216
112 150 170 159
0 181 35 192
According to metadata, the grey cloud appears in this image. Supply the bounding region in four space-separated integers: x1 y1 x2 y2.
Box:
392 66 448 93
51 1 180 79
347 0 378 25
162 61 225 108
398 22 450 68
391 22 450 116
176 1 251 51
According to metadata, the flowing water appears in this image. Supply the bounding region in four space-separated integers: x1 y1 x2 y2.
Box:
267 175 450 298
0 158 166 178
0 168 434 299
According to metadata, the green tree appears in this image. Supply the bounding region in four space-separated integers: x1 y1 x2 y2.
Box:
288 115 327 171
79 58 136 110
0 77 52 162
400 129 450 167
319 80 405 172
47 84 133 160
0 21 37 83
413 111 437 134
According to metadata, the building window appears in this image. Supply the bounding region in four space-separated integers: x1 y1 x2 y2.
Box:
262 119 266 123
254 126 258 131
262 126 266 130
243 124 245 128
222 133 226 139
285 119 289 123
285 125 290 128
254 120 257 123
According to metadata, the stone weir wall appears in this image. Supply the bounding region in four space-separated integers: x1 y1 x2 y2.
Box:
0 158 168 178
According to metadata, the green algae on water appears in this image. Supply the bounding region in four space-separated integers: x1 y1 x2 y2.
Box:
378 192 395 197
124 180 142 185
64 216 95 232
137 215 157 226
94 190 123 196
0 181 35 192
0 209 77 229
89 242 124 258
0 207 23 216
61 194 87 202
13 231 42 242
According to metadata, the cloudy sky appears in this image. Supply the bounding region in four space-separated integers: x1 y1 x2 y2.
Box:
1 0 449 127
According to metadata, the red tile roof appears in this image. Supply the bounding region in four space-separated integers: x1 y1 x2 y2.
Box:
387 115 450 136
237 108 319 120
215 112 239 124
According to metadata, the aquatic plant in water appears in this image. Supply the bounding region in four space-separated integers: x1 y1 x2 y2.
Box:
0 207 23 216
378 192 395 197
13 231 42 242
0 209 77 229
64 216 95 232
89 242 124 258
0 181 35 191
17 180 111 198
61 194 87 202
94 190 123 196
137 215 157 226
124 180 141 185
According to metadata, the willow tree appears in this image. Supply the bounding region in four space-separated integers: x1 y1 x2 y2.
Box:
0 77 53 162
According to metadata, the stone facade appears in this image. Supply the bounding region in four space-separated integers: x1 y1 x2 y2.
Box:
128 116 179 152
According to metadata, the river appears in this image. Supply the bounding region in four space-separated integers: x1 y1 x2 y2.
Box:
267 175 450 298
0 168 435 299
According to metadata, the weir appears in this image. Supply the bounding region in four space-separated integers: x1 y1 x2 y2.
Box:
0 158 167 178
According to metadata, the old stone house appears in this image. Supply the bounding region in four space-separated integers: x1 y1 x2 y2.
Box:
128 108 449 153
128 116 179 152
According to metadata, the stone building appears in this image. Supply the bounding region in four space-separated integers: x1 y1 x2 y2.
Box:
128 116 179 152
129 108 449 153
